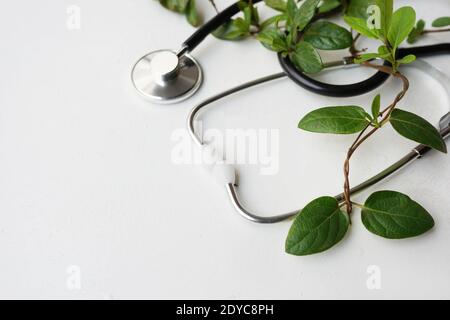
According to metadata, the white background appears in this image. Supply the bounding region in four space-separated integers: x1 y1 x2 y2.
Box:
0 0 449 299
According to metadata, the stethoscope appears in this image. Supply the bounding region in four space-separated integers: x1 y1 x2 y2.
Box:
132 1 450 223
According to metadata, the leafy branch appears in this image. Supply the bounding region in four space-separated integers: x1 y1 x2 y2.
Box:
288 2 447 256
342 63 409 215
156 0 450 256
155 0 212 26
408 16 450 43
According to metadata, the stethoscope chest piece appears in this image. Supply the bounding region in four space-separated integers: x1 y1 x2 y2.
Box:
131 49 202 104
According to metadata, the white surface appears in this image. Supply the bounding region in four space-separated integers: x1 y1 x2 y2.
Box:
0 0 449 299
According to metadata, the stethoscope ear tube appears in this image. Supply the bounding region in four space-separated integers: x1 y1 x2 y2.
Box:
278 43 450 98
397 43 450 58
181 0 263 52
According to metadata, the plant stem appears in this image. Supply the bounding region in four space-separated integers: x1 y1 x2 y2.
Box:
351 202 364 209
349 32 362 56
422 28 450 34
342 62 410 214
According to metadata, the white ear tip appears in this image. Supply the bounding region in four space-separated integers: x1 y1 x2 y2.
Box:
212 163 236 186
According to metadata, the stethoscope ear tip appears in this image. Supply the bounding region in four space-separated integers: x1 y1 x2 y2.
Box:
131 49 202 104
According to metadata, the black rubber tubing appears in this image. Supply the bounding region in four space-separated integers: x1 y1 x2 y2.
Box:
278 43 450 98
182 0 263 52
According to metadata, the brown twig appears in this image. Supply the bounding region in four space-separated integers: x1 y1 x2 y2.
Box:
422 28 450 34
342 62 410 214
349 32 362 56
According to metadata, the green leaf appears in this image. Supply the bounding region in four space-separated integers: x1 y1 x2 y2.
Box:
298 106 371 134
371 94 381 121
213 20 249 41
243 6 252 25
257 28 288 52
344 16 379 39
432 16 450 28
290 41 323 74
361 191 434 239
390 109 447 153
375 45 395 64
296 0 320 31
159 0 189 12
345 0 392 39
388 6 416 49
286 196 349 256
234 17 250 32
346 0 376 19
354 53 381 63
304 21 353 50
397 54 416 65
407 19 425 44
286 0 298 23
264 0 287 12
378 45 390 56
250 5 260 26
374 0 393 39
260 14 287 30
185 0 200 27
318 0 341 13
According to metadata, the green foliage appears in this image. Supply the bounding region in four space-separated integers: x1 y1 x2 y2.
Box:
185 0 199 27
396 54 416 65
344 15 379 39
257 28 288 52
157 0 201 26
354 52 381 63
377 0 393 40
344 0 392 40
432 16 450 27
157 0 352 74
295 57 448 254
294 0 321 32
157 0 450 257
407 19 425 44
213 4 258 40
303 21 353 50
318 0 341 14
159 0 189 12
277 0 350 73
213 20 250 40
361 191 435 239
286 197 349 256
408 16 450 44
346 0 377 19
290 0 446 255
389 109 447 153
291 41 323 73
264 0 287 12
371 94 381 126
387 6 416 50
346 4 417 71
298 106 371 134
